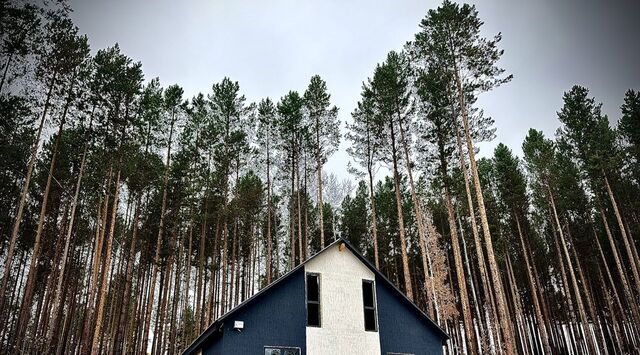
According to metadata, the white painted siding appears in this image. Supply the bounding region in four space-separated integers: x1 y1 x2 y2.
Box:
305 243 381 355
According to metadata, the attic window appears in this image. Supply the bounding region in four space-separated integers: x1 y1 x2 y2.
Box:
306 273 321 327
362 280 377 331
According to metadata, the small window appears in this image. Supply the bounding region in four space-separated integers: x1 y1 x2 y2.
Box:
306 273 321 327
265 346 300 355
362 280 377 331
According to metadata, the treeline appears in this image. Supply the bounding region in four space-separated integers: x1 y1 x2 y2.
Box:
0 0 639 355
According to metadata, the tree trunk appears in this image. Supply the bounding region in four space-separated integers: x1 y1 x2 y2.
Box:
14 103 69 350
113 193 143 355
81 176 112 353
598 208 640 326
0 71 57 311
47 112 94 351
266 138 273 283
444 188 478 354
296 160 303 263
169 229 184 355
367 164 380 269
505 254 528 354
316 126 326 248
0 51 13 94
388 120 413 300
290 147 296 268
452 103 498 347
195 185 209 334
91 165 123 354
603 173 640 292
514 214 552 354
142 112 176 350
453 70 515 353
396 118 437 308
548 187 596 353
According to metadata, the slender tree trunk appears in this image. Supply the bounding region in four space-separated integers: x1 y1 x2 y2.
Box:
593 230 625 323
289 147 296 268
514 214 552 354
443 187 478 354
81 177 111 353
296 160 303 262
113 193 143 355
458 212 486 352
453 70 515 353
0 51 13 94
266 138 273 283
603 173 640 292
183 210 194 341
91 164 123 354
14 102 69 350
221 188 230 316
37 202 70 345
0 71 57 311
452 105 498 349
195 180 209 334
598 208 640 326
367 164 380 269
169 228 184 355
567 223 605 348
143 112 176 350
316 126 326 248
155 240 174 355
548 187 596 353
396 118 437 308
47 112 94 350
505 255 528 354
388 120 413 300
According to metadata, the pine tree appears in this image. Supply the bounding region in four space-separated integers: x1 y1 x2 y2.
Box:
557 86 640 295
416 63 478 354
413 1 514 352
370 51 414 300
347 83 383 268
11 17 90 351
619 89 640 184
492 143 552 354
303 75 340 248
1 14 89 316
277 91 305 268
0 2 42 93
256 98 277 283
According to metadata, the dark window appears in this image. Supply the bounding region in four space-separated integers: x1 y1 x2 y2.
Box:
306 273 321 327
362 280 377 331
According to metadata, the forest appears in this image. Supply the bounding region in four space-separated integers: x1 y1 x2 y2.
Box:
1 0 639 354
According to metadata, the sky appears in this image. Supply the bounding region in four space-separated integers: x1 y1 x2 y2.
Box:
69 0 640 182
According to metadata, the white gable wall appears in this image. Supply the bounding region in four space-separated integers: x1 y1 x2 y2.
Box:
304 243 381 355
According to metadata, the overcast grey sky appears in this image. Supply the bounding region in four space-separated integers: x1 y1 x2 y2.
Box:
69 0 640 180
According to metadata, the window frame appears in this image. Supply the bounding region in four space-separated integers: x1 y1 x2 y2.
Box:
305 272 321 327
362 279 378 332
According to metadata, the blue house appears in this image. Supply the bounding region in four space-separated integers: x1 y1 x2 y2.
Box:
183 238 448 355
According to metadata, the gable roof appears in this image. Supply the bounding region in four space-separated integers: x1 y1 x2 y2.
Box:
183 238 449 354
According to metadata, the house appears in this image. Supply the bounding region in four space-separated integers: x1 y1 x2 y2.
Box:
183 238 448 355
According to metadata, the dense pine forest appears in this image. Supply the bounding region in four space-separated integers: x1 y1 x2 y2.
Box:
1 0 639 354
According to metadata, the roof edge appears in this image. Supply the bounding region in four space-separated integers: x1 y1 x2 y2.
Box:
183 237 449 354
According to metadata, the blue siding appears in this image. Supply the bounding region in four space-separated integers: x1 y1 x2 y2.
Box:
202 268 307 355
376 275 444 355
202 333 222 355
